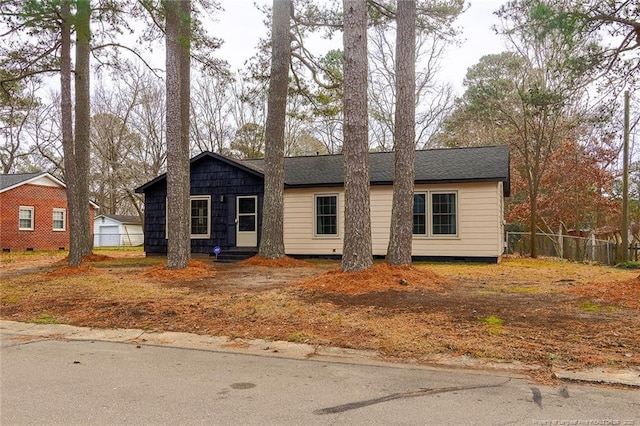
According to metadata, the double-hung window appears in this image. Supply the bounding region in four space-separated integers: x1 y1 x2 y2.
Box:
165 196 211 239
19 206 34 230
315 194 338 236
413 193 427 235
190 196 211 238
432 193 457 235
53 208 66 231
412 192 458 237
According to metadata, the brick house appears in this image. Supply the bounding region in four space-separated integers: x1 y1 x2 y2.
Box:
0 172 97 252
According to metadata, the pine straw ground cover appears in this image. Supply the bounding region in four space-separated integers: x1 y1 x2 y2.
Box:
1 250 639 384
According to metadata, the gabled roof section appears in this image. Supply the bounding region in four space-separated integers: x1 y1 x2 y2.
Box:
96 214 142 225
0 172 100 207
0 172 65 193
134 151 264 193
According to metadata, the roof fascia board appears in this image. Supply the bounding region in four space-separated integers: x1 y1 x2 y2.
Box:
285 176 509 189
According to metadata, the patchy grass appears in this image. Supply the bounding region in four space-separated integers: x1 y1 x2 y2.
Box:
28 313 61 324
506 286 543 294
482 315 504 326
579 301 618 314
1 250 67 267
481 315 504 335
95 247 144 253
615 261 640 269
288 332 311 343
579 300 601 313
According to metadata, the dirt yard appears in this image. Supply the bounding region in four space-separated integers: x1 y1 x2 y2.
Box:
1 250 639 384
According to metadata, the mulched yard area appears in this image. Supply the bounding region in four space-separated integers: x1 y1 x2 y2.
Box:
1 250 638 384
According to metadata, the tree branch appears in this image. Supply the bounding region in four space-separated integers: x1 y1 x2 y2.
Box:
290 51 341 90
92 42 164 77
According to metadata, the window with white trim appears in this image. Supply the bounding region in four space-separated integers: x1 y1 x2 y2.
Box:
190 196 211 238
165 195 212 239
19 206 34 230
53 208 66 231
413 193 427 235
315 194 338 236
431 192 457 235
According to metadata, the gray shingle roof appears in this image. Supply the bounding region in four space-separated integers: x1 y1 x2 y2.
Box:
246 146 510 194
0 172 45 191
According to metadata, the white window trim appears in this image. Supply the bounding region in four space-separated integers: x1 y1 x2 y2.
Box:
412 192 428 237
165 195 212 239
410 191 460 239
314 193 339 238
53 208 66 231
190 195 211 239
19 206 34 231
430 191 459 238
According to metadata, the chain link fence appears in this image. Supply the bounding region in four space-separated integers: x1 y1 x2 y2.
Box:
504 232 631 265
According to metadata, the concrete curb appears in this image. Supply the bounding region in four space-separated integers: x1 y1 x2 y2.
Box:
2 320 638 387
552 367 640 387
0 320 380 364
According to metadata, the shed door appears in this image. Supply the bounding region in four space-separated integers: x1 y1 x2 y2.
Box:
236 196 257 247
99 225 120 247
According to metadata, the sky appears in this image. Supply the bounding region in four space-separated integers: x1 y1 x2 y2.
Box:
213 0 509 95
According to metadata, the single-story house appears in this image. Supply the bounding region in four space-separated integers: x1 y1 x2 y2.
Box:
135 146 510 263
94 214 144 247
0 172 98 252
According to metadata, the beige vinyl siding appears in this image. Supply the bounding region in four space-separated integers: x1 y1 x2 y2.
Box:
410 183 501 257
283 182 504 258
283 188 345 255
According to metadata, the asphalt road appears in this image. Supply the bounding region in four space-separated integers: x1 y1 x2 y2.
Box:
1 334 639 425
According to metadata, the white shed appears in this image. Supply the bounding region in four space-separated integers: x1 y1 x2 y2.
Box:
93 214 143 247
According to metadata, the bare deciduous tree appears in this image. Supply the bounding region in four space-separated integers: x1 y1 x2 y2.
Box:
368 23 454 151
190 73 234 156
0 80 42 173
229 75 267 158
91 72 145 216
129 71 167 180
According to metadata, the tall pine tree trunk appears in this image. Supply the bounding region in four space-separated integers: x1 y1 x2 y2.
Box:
60 1 82 266
259 0 291 259
75 0 92 257
386 0 416 266
341 0 372 272
165 0 191 269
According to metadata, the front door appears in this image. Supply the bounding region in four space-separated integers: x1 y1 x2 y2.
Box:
236 196 258 247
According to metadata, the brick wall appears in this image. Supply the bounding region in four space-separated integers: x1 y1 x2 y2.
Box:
0 184 95 252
